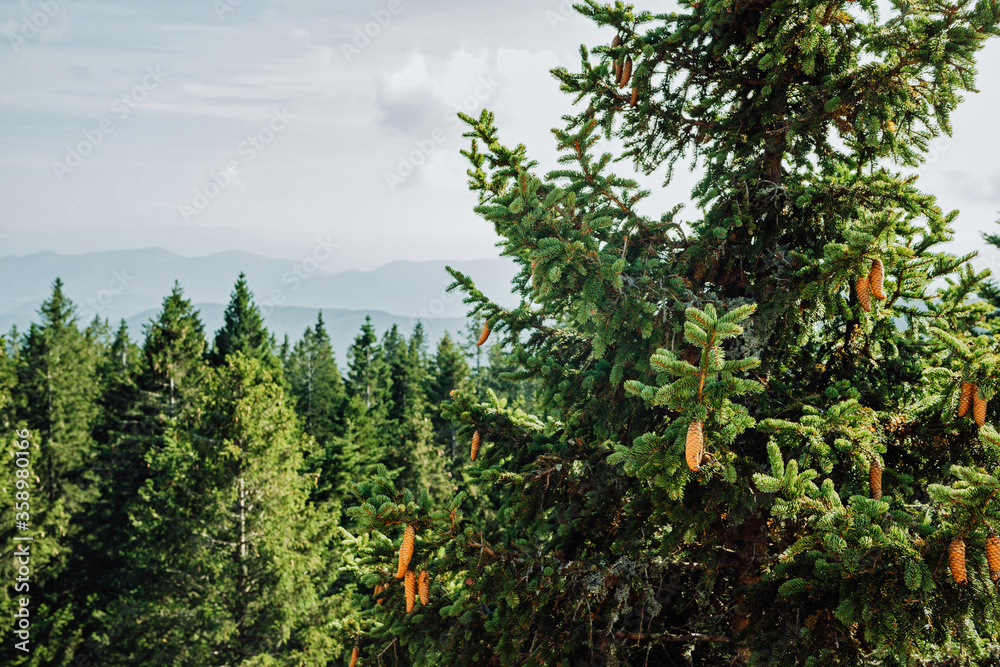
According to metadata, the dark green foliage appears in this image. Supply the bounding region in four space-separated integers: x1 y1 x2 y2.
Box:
209 272 276 370
345 1 1000 665
120 353 335 666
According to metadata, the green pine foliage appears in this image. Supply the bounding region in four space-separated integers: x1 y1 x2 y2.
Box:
209 273 277 371
345 1 1000 665
121 352 335 666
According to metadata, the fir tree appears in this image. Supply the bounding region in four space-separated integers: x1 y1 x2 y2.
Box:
346 316 390 411
11 279 102 665
428 332 471 461
286 312 348 501
347 2 1000 665
209 273 274 369
121 352 335 665
140 281 207 414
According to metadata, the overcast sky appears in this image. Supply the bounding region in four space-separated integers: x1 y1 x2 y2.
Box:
1 0 998 273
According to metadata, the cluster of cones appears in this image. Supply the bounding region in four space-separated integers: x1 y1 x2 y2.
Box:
949 535 1000 585
856 258 886 312
958 380 988 427
374 524 431 613
610 35 639 107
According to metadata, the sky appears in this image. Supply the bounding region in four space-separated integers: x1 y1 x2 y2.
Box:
1 0 998 273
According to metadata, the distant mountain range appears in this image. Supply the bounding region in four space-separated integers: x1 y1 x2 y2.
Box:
1 248 521 359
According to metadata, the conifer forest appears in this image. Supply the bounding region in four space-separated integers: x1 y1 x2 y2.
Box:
5 0 1000 665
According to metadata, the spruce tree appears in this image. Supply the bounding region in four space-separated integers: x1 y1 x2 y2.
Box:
121 352 335 665
11 279 102 665
209 273 275 370
140 281 207 415
286 312 348 502
346 1 1000 665
428 332 471 461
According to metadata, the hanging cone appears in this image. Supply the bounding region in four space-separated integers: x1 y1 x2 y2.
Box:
974 391 988 427
987 534 1000 582
869 258 886 300
395 525 415 579
478 321 491 346
405 570 416 612
686 421 704 472
418 570 430 605
958 381 975 418
949 538 967 585
629 87 639 108
856 276 871 312
619 56 633 88
350 645 359 667
869 457 882 500
471 429 481 461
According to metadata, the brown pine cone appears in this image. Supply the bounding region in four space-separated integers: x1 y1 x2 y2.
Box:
395 525 415 579
958 381 975 418
869 457 882 500
405 570 416 612
949 538 967 585
418 570 430 605
686 421 704 472
869 258 886 300
856 276 871 312
987 534 1000 582
974 391 988 427
471 429 481 461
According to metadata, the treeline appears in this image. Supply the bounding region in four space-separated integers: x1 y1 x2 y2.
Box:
0 273 532 666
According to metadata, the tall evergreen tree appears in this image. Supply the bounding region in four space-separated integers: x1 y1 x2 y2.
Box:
347 2 1000 665
12 279 102 665
120 352 335 665
346 316 390 411
428 332 470 461
141 281 207 414
286 312 348 502
209 273 274 369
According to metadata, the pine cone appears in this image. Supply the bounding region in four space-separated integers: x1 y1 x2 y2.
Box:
614 60 622 84
987 534 1000 582
686 421 704 472
869 457 882 500
619 56 633 88
856 276 871 312
418 570 430 605
958 381 975 418
974 391 988 427
949 538 967 585
478 321 491 346
471 429 481 461
395 525 415 579
350 645 359 667
373 583 383 599
612 35 621 48
405 570 416 612
531 259 539 289
869 258 886 300
629 87 639 108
